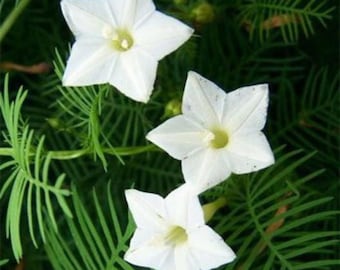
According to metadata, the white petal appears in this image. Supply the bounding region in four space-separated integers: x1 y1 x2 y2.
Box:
61 0 114 35
134 11 193 60
157 251 177 270
188 226 236 269
109 48 157 102
146 115 210 160
127 228 157 248
182 71 226 129
182 148 231 194
165 184 204 229
222 84 269 134
124 228 174 269
174 244 199 270
225 131 274 174
106 0 155 28
62 37 117 86
125 189 168 231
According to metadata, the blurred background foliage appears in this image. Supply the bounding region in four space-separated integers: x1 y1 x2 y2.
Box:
0 0 339 269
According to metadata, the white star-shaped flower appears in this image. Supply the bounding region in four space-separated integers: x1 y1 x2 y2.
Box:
147 71 275 193
60 0 193 102
124 185 236 270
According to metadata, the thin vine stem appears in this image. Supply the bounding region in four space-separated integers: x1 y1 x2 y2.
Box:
0 144 159 160
0 0 31 43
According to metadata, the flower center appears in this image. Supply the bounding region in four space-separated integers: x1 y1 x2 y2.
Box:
210 128 229 149
164 225 188 246
103 27 134 52
112 29 134 51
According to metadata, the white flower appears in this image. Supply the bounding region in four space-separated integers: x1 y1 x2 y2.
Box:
124 185 236 270
60 0 193 102
147 71 274 193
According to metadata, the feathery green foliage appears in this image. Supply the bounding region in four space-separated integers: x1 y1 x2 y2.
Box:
237 0 335 42
0 0 338 269
0 75 72 261
273 67 340 170
52 50 111 169
44 182 135 270
208 149 340 269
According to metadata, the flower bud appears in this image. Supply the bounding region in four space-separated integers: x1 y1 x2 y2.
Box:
164 98 182 118
191 2 215 24
47 118 61 129
47 117 70 132
203 197 227 222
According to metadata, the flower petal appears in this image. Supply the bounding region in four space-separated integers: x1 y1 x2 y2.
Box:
124 228 174 269
125 189 168 231
226 131 274 174
134 11 193 60
174 244 198 270
222 84 269 134
61 0 114 35
106 0 155 28
182 148 231 194
165 184 204 229
109 48 157 102
188 226 236 270
146 115 210 160
62 37 117 86
182 71 226 129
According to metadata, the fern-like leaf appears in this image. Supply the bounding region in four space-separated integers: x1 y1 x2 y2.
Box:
44 181 135 270
210 149 340 269
51 49 114 169
0 75 72 261
273 66 340 170
238 0 335 42
197 16 307 90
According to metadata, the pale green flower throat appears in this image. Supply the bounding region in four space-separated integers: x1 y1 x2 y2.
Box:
112 29 133 51
210 128 229 149
164 225 188 246
103 27 134 51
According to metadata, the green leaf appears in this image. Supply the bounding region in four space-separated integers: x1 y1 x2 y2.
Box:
238 0 335 42
211 149 339 269
273 67 340 171
0 259 9 266
52 49 111 169
44 181 135 270
0 75 72 261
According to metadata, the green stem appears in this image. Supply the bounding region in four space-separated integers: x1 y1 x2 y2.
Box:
0 147 13 156
0 144 159 160
0 0 31 43
48 148 91 160
103 144 158 156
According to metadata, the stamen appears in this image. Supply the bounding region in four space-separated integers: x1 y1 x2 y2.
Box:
121 39 129 49
111 29 134 51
